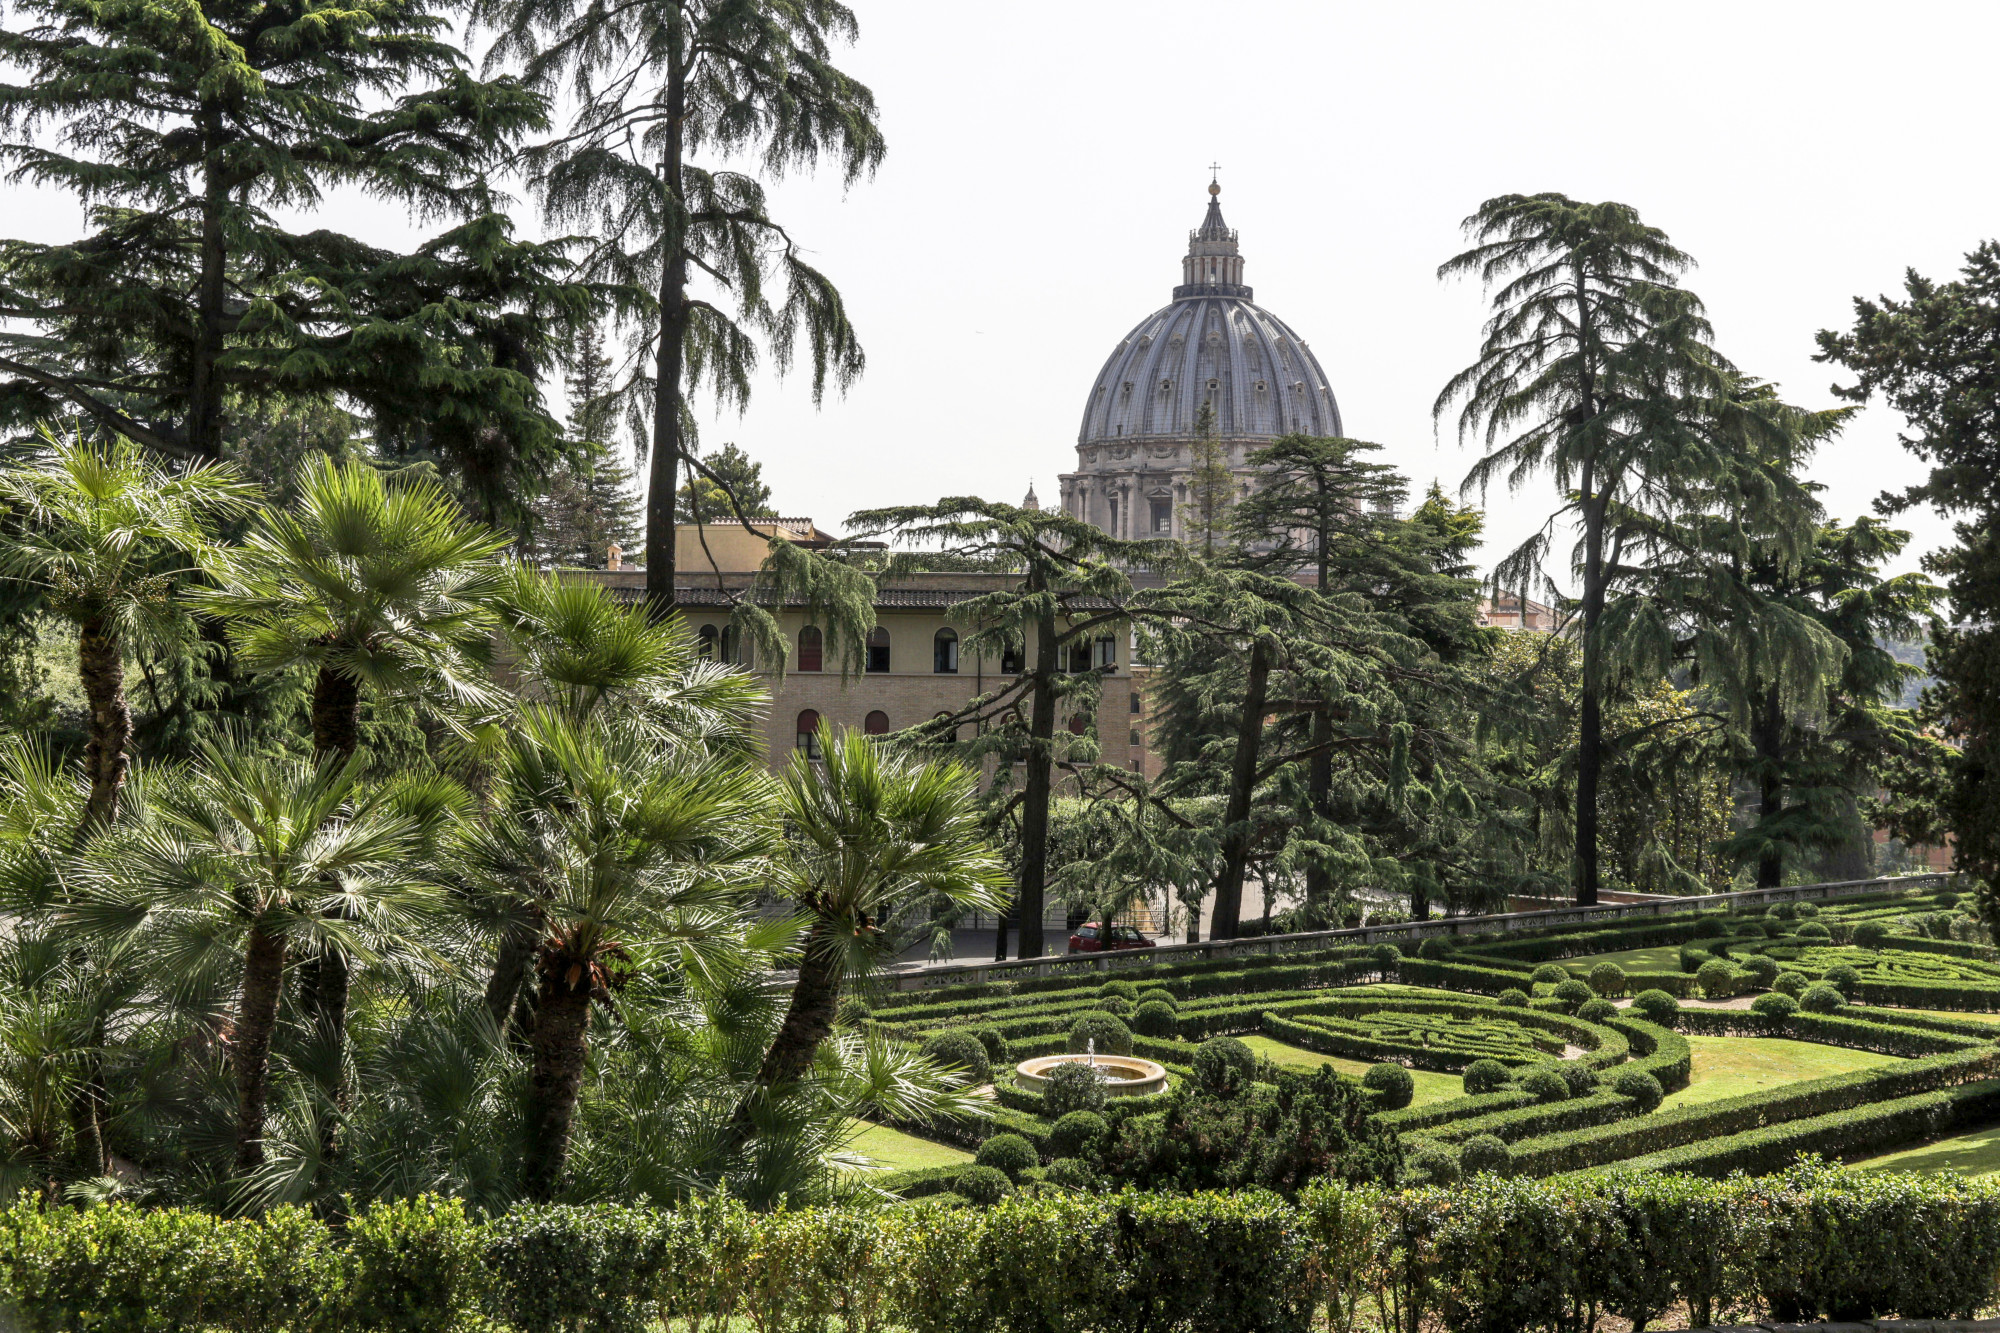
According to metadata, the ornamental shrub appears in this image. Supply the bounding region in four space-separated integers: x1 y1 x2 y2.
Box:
1551 978 1594 1012
1417 935 1457 959
346 1195 487 1333
1067 1012 1134 1056
1771 901 1799 921
1531 963 1568 985
1405 1140 1462 1185
1774 970 1809 998
1692 917 1730 938
1370 943 1401 975
1498 988 1530 1008
1519 1066 1569 1103
1463 1058 1511 1095
1825 963 1862 998
1096 996 1131 1017
1135 987 1178 1010
1751 992 1800 1019
1042 1157 1098 1192
1612 1068 1665 1112
1577 998 1618 1023
1696 958 1738 1000
1192 1036 1257 1097
1040 1062 1109 1118
1362 1062 1414 1109
974 1028 1009 1064
1739 918 1774 938
1555 1062 1599 1098
1632 989 1680 1024
1131 1000 1178 1038
1854 921 1889 949
1460 1134 1512 1175
919 1031 991 1084
974 1133 1038 1181
1795 900 1821 917
1938 890 1962 910
1048 1110 1108 1159
1796 921 1832 940
955 1164 1012 1206
1679 946 1711 973
1098 979 1140 1001
1739 954 1780 986
1587 963 1628 997
1801 983 1845 1014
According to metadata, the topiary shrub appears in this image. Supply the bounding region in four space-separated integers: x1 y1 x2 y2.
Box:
1937 890 1962 910
1555 1062 1599 1098
919 1030 992 1084
1587 963 1628 998
1551 978 1594 1012
1131 1000 1178 1038
1632 989 1680 1024
1738 919 1774 938
1096 996 1131 1017
1460 1134 1512 1175
1498 988 1530 1008
1770 901 1799 921
974 1028 1009 1065
1404 1140 1462 1186
1577 998 1618 1023
974 1132 1038 1181
1519 1066 1569 1104
1362 1062 1415 1109
1416 935 1457 960
1739 954 1780 986
1370 943 1402 975
1098 979 1140 1001
1751 991 1800 1019
1795 900 1821 918
1800 983 1845 1014
1854 921 1890 949
1040 1061 1109 1119
1067 1012 1134 1056
1192 1036 1257 1098
1796 920 1832 940
1135 987 1178 1011
1825 963 1862 998
1612 1068 1664 1112
1048 1110 1108 1160
1678 946 1711 974
1774 970 1810 998
1696 958 1738 1000
1692 917 1730 938
1042 1157 1099 1192
955 1164 1012 1206
1463 1058 1511 1095
1531 963 1569 985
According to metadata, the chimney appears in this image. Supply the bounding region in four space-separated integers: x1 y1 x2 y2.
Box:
607 541 623 571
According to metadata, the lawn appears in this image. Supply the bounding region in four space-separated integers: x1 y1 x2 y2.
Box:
841 1120 972 1172
1879 1007 2000 1025
1660 1035 1903 1109
1238 1035 1464 1105
1856 1122 2000 1177
1563 943 1685 974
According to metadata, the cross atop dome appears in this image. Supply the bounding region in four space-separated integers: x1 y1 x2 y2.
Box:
1179 175 1248 299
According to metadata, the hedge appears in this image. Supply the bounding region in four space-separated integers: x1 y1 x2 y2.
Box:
1261 998 1625 1074
6 1170 2000 1333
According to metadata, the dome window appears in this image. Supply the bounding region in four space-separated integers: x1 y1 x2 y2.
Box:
1207 379 1219 391
1160 378 1172 392
1255 380 1268 392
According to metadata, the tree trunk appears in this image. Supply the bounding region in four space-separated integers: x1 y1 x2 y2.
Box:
1575 487 1608 907
993 908 1009 961
76 614 130 836
188 110 229 459
1754 683 1785 889
1016 595 1060 959
1304 706 1333 927
301 664 361 1155
522 953 594 1202
643 69 689 620
232 926 288 1173
1211 636 1272 940
65 1015 106 1180
310 666 361 764
722 918 844 1152
484 920 540 1033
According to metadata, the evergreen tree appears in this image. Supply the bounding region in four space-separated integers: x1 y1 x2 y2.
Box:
528 322 641 567
1178 402 1234 556
480 0 884 615
1817 243 2000 918
678 444 777 526
0 0 587 506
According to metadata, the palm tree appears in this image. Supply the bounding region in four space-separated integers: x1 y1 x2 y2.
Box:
732 729 1006 1135
456 706 775 1200
65 742 427 1175
0 431 253 832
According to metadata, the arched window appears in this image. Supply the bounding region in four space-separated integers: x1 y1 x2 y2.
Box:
797 625 823 673
866 626 891 674
933 627 959 674
795 709 823 760
696 624 719 659
864 710 890 736
1000 642 1023 675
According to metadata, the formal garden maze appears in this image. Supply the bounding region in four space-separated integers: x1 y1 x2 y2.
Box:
855 883 2000 1200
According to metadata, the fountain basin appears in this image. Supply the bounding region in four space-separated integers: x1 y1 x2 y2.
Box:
1015 1053 1169 1098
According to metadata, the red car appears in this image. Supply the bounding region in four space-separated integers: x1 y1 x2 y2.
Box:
1068 922 1157 952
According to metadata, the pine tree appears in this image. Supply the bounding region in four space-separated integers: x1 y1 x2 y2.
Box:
480 0 883 616
1178 402 1235 557
528 321 641 567
678 444 777 526
0 0 585 500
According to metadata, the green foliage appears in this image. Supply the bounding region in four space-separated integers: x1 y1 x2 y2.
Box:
1463 1059 1512 1096
973 1028 1010 1064
1740 953 1781 985
1518 1067 1569 1104
1136 987 1178 1010
919 1032 992 1086
1801 983 1846 1013
1632 989 1681 1024
1530 963 1567 985
1797 920 1832 939
1612 1069 1665 1112
1065 1013 1134 1056
1417 936 1458 960
1095 996 1131 1017
954 1164 1013 1206
1696 958 1738 999
1576 998 1618 1023
1039 1062 1109 1120
1459 1134 1512 1175
1497 988 1529 1007
344 1196 487 1333
1361 1063 1415 1110
973 1133 1038 1182
1131 1000 1179 1038
1775 970 1810 997
1047 1111 1108 1160
1751 992 1801 1019
1404 1140 1463 1186
1826 962 1863 996
1585 963 1628 997
1193 1036 1258 1097
1550 979 1594 1012
1855 921 1891 948
1098 979 1141 1001
1692 917 1730 938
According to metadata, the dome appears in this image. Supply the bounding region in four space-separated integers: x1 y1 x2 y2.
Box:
1076 186 1342 451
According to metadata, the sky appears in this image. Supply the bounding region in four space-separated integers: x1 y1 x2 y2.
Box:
5 0 1997 588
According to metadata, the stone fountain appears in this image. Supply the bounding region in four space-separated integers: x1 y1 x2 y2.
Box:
1014 1038 1169 1097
